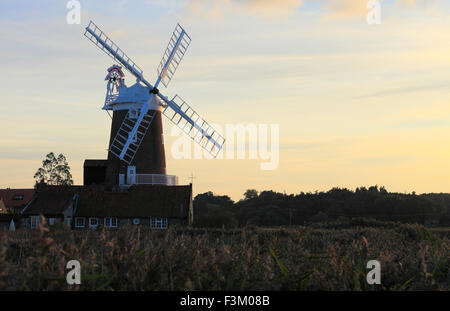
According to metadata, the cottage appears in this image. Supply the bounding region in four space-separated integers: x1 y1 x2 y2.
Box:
21 186 80 229
0 188 34 214
21 184 193 230
73 184 193 229
0 199 6 214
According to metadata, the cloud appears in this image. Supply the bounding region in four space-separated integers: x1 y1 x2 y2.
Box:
398 0 438 7
353 83 450 99
238 0 303 17
322 0 367 20
185 0 441 20
187 0 303 19
321 0 440 20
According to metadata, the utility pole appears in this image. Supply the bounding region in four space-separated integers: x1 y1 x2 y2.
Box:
189 172 196 185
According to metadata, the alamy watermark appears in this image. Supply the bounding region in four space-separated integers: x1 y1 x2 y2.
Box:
66 0 81 25
66 259 81 285
366 260 381 285
367 0 381 25
170 123 280 171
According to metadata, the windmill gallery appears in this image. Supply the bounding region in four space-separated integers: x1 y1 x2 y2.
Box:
15 21 225 231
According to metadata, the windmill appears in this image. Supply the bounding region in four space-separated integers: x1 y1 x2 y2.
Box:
84 21 225 186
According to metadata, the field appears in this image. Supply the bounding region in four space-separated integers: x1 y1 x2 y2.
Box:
0 219 448 291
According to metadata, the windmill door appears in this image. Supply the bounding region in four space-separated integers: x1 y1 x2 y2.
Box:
127 166 137 185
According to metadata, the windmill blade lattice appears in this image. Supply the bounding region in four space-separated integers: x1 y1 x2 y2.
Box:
109 107 157 164
157 24 191 88
84 21 144 81
162 95 225 157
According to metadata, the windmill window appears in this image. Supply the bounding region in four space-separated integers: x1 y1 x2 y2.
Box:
13 194 24 200
30 216 39 229
150 217 168 229
129 109 138 119
89 218 99 228
75 217 86 228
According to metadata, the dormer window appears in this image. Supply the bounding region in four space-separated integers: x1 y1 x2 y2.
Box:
13 194 24 200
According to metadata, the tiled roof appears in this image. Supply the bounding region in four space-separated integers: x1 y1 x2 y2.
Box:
22 186 82 216
0 189 35 208
75 184 192 219
21 184 192 219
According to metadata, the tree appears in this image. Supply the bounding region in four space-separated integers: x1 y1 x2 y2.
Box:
34 152 73 186
243 189 259 200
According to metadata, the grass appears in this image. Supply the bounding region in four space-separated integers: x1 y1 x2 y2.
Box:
0 221 448 290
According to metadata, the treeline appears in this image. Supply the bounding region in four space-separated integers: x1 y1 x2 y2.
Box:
193 186 450 228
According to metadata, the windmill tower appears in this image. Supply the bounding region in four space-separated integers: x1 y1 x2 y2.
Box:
102 65 167 185
84 21 225 187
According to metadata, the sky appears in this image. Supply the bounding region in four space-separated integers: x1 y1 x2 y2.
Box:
1 0 450 201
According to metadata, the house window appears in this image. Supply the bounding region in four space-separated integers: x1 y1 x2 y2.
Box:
150 217 168 229
13 194 24 200
49 218 56 226
132 218 140 225
65 216 72 226
119 174 125 185
75 217 86 228
104 217 118 228
89 218 99 228
30 216 40 229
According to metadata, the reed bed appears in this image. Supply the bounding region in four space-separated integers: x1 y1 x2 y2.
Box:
0 221 448 290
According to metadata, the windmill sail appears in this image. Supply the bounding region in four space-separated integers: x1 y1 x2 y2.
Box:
84 21 144 82
161 95 225 157
85 21 159 163
109 101 157 164
84 20 225 164
157 24 191 88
